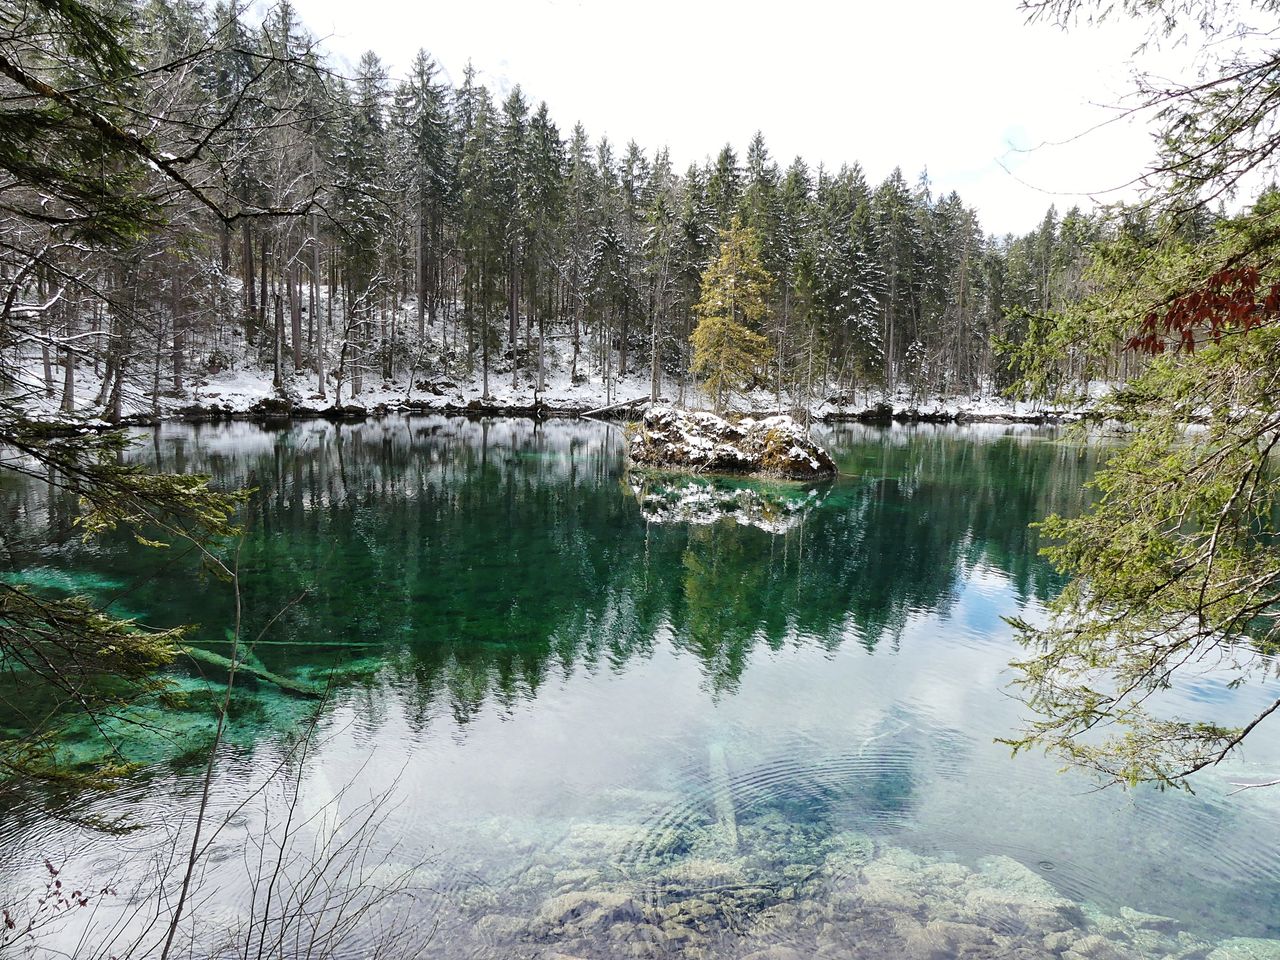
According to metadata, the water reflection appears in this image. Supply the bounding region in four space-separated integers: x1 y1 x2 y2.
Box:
3 417 1279 959
2 417 1093 726
627 473 829 533
0 418 1097 764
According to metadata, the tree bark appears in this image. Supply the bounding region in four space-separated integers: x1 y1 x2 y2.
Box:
243 223 256 344
290 259 303 369
273 292 283 389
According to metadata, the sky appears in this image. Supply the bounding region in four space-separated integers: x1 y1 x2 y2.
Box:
284 0 1167 236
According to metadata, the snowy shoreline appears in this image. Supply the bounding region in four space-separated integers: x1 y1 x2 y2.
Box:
8 357 1090 431
17 390 1085 431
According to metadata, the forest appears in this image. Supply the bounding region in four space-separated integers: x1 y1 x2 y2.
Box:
0 0 1141 419
7 0 1280 956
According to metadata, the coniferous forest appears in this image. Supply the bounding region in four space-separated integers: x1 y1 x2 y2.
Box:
1 0 1130 418
9 0 1280 957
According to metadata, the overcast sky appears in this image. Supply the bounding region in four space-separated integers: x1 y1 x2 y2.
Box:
284 0 1163 236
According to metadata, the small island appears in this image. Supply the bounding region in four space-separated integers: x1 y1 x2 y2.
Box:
627 406 838 481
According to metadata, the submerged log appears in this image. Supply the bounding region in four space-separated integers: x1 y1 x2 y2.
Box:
627 405 837 481
708 741 739 851
179 645 323 698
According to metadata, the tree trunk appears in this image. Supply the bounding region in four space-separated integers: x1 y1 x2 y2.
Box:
243 223 257 344
290 259 303 369
60 344 74 414
258 235 269 334
41 340 53 397
416 203 426 340
482 304 490 400
273 292 283 389
172 264 184 393
649 290 660 403
619 295 628 378
351 303 362 396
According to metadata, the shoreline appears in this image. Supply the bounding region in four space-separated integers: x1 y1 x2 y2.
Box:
17 395 1086 433
7 353 1095 434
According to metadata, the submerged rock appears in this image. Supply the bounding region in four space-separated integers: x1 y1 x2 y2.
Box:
1062 933 1133 960
535 889 645 932
1209 938 1280 960
962 857 1086 934
627 406 837 481
1119 904 1182 932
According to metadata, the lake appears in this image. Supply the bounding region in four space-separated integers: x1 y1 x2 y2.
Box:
2 417 1278 960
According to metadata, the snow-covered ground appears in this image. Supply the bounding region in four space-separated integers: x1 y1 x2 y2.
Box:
5 325 1096 428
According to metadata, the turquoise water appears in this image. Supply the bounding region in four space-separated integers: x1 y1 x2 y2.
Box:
1 417 1278 959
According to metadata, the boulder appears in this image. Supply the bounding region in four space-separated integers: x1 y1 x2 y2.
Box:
247 395 293 419
628 406 837 481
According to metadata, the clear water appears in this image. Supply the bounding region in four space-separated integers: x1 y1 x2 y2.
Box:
2 417 1279 960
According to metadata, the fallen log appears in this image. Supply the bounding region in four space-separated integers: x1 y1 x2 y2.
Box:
581 395 649 417
179 645 324 698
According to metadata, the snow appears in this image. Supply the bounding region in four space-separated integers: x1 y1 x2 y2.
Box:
2 294 1100 428
629 406 837 480
628 476 824 533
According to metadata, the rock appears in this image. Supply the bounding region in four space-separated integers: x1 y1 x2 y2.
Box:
553 867 603 890
855 848 931 914
1208 938 1280 960
822 830 876 873
973 855 1060 900
558 821 645 860
856 878 926 915
893 917 951 960
1176 930 1216 957
320 403 367 420
1081 903 1131 937
1127 929 1185 957
627 406 837 480
926 919 997 952
958 854 1086 933
1045 930 1080 953
740 948 805 960
536 889 643 930
966 887 1085 934
751 901 807 934
473 913 527 942
656 857 746 888
1063 934 1132 960
247 396 293 418
1120 905 1182 932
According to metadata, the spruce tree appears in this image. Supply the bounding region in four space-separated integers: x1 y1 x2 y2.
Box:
691 216 773 411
